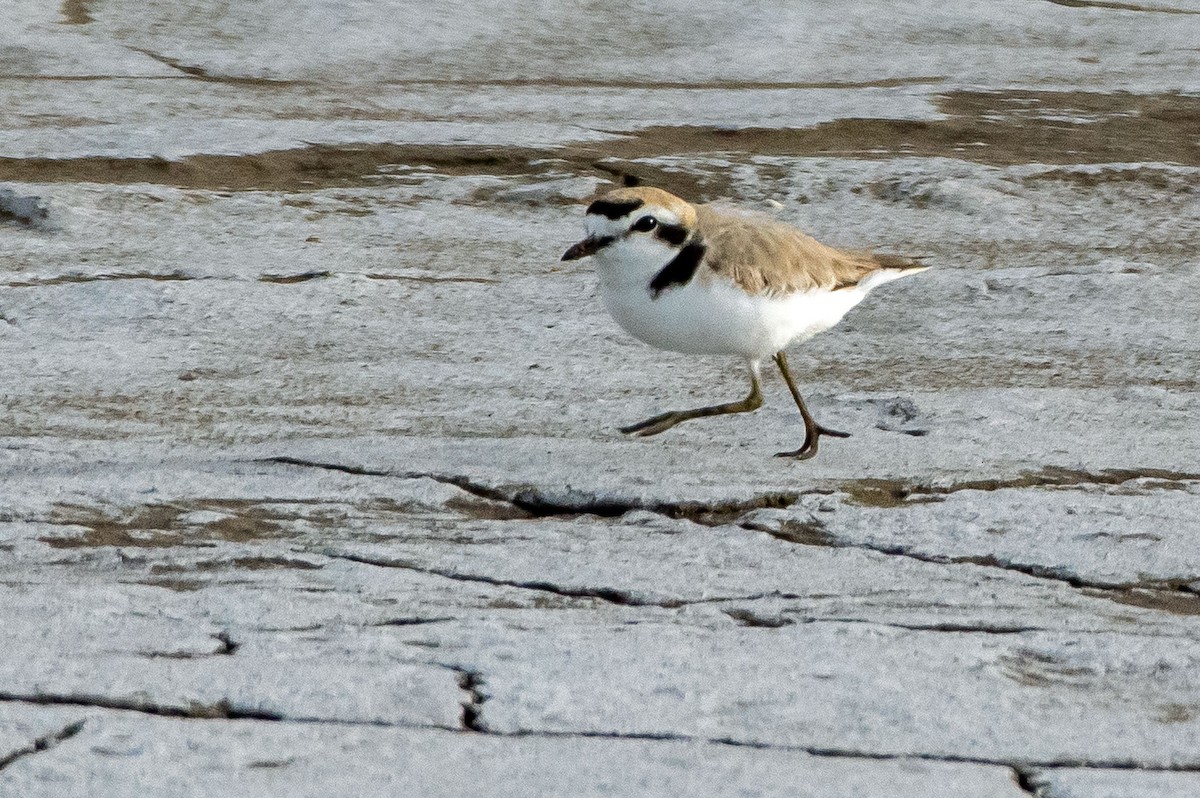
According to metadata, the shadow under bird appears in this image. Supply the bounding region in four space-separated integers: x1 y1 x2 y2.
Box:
562 186 928 460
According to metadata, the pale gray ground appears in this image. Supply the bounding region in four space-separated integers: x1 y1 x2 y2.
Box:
3 1 1200 796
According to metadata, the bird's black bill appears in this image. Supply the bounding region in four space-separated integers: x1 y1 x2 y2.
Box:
561 236 614 261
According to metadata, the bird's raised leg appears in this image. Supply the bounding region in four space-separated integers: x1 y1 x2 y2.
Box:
621 364 763 437
772 350 850 460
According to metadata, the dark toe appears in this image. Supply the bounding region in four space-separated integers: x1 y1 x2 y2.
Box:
774 447 818 460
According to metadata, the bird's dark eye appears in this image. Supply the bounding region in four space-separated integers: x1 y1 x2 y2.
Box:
631 215 658 233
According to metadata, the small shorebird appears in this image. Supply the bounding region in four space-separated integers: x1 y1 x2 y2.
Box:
562 186 927 459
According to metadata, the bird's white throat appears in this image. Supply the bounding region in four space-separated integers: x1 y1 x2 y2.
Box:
592 235 679 293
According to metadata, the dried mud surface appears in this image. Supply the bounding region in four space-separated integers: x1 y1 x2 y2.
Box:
3 1 1200 796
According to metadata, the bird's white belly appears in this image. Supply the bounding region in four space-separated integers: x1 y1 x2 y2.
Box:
600 276 864 360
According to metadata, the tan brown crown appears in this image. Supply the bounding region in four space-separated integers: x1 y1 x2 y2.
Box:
586 187 697 228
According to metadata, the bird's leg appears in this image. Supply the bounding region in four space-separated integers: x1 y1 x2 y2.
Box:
772 350 850 460
620 365 764 438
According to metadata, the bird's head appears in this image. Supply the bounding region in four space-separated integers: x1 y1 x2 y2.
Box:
561 187 697 271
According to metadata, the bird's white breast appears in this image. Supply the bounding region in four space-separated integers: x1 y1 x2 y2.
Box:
595 252 866 361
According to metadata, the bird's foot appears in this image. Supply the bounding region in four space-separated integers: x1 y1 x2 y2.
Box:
774 424 850 460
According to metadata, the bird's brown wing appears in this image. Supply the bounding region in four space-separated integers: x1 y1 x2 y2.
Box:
694 205 912 295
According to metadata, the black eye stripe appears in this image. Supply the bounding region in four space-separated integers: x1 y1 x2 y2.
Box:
586 198 644 219
655 223 688 246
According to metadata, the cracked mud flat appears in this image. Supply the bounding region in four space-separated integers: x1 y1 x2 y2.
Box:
3 1 1200 796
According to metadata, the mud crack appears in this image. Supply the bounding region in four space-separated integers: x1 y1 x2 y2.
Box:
0 692 283 722
451 668 487 733
724 608 1046 634
321 549 647 605
126 46 296 86
742 515 1200 615
318 549 792 608
262 456 797 525
0 719 85 772
482 727 1200 772
1012 764 1044 796
213 630 239 655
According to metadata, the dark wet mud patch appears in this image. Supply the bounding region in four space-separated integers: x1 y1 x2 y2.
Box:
259 270 332 284
0 145 554 191
755 518 838 547
840 467 1200 508
0 188 52 228
363 272 500 285
4 271 193 288
615 90 1200 170
131 577 206 592
387 75 950 91
1042 0 1200 14
1092 585 1200 616
3 90 1197 193
724 608 796 628
150 556 324 573
445 495 533 521
998 648 1097 687
42 500 308 548
1021 165 1200 191
60 0 95 25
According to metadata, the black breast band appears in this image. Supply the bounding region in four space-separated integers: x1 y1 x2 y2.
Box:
649 241 706 298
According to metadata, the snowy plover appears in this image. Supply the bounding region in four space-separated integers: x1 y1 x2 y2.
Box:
562 186 927 459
